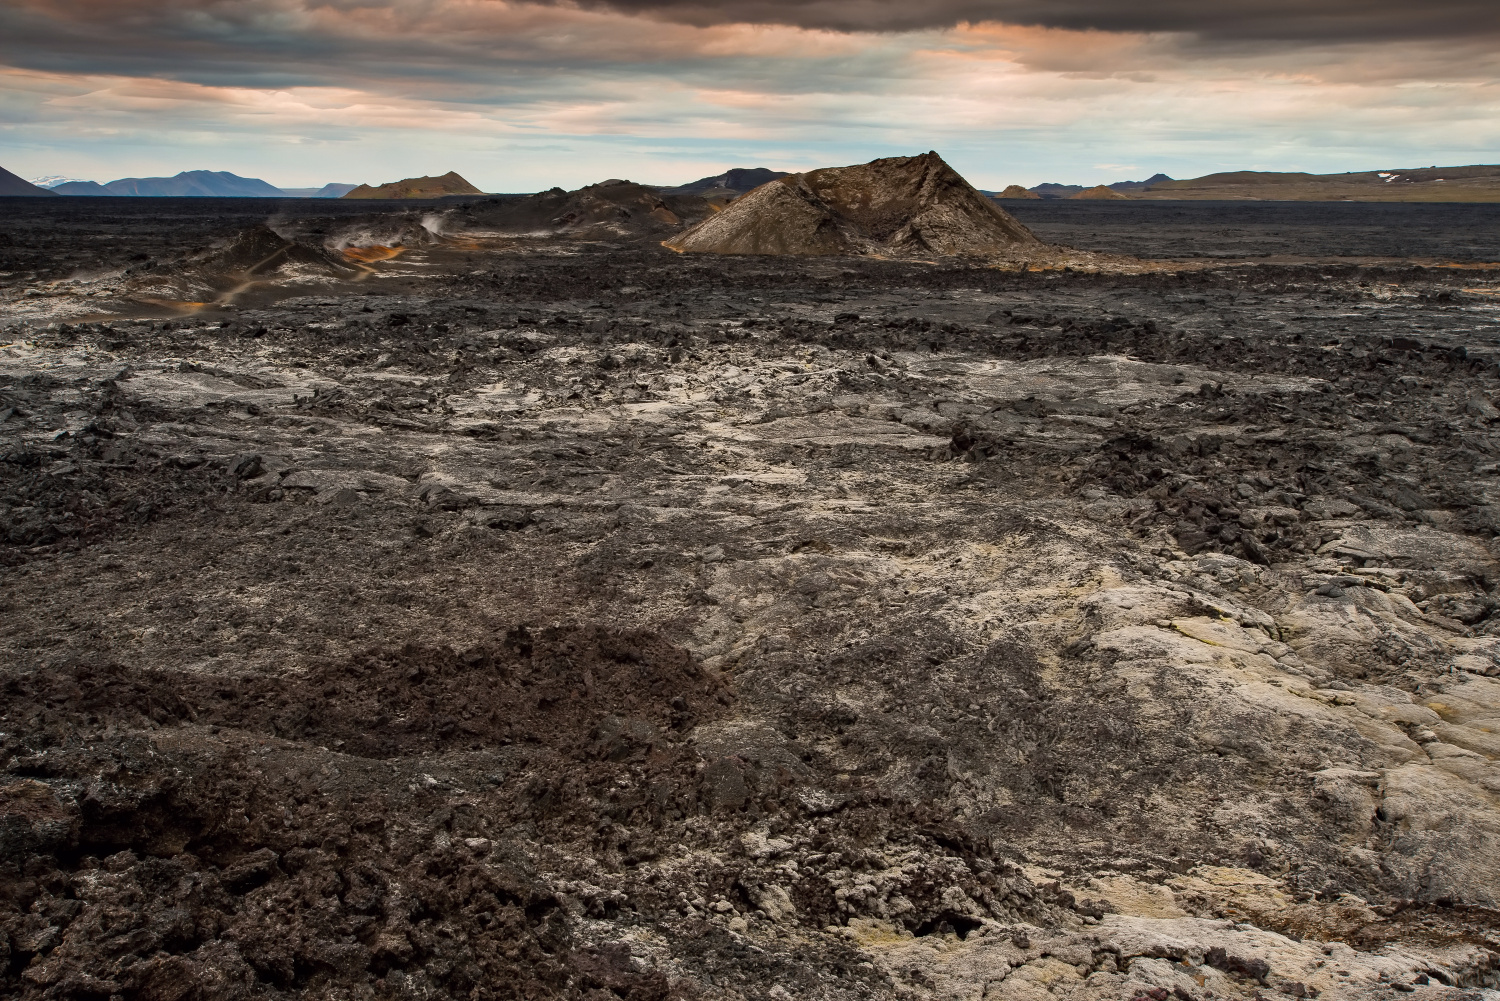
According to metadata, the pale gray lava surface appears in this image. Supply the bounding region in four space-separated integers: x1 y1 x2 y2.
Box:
3 201 1500 1001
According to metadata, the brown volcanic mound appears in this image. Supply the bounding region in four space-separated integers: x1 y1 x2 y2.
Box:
997 184 1040 199
342 171 483 200
455 178 713 240
665 152 1040 257
1071 184 1131 200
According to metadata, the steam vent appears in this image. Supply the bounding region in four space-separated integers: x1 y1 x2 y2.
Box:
664 151 1040 256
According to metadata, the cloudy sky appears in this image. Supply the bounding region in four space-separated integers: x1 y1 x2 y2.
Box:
2 0 1497 190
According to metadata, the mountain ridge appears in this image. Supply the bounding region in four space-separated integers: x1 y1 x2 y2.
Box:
98 170 284 197
42 172 363 198
662 168 791 206
0 165 59 197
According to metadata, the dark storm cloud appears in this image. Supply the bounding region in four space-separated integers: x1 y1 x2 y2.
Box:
0 0 1494 96
0 0 843 89
2 0 1496 115
574 0 1500 41
0 3 685 99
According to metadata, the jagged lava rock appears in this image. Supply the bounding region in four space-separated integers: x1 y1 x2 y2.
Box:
665 151 1041 257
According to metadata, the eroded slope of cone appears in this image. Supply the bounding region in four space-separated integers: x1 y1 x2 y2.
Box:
666 152 1040 257
660 180 856 255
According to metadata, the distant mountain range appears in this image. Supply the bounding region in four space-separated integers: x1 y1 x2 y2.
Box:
987 174 1173 199
24 170 362 198
46 170 284 197
10 162 1500 204
29 174 86 189
1135 165 1500 201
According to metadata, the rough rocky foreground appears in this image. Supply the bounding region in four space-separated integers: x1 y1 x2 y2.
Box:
3 219 1500 1000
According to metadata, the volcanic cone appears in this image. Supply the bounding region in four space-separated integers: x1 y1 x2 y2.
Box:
665 152 1040 257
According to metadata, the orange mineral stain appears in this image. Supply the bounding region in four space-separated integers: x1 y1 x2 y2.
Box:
343 245 404 263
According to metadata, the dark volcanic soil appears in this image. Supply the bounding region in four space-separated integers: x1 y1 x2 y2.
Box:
3 198 1500 1001
999 200 1500 262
